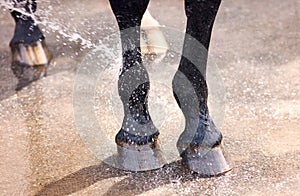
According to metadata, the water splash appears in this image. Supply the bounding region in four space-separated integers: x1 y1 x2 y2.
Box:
0 0 96 48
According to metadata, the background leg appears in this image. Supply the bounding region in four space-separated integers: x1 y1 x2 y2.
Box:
10 0 52 90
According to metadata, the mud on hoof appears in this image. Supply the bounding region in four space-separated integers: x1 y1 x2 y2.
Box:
181 145 231 177
115 130 166 171
10 39 52 90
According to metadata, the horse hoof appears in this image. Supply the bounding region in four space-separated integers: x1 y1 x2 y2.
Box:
116 140 165 172
10 39 52 90
141 27 169 56
141 10 169 57
181 145 231 176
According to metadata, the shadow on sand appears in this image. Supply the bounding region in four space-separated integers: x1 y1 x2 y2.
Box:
35 159 220 196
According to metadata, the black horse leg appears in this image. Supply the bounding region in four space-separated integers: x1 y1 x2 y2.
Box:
10 0 52 90
109 0 165 171
173 0 230 176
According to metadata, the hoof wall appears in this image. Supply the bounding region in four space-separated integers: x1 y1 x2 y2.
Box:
116 142 166 172
10 39 52 90
141 11 169 57
182 146 231 177
141 27 169 56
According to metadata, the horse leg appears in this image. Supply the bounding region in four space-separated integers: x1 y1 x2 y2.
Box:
10 0 52 90
109 0 165 171
173 0 230 176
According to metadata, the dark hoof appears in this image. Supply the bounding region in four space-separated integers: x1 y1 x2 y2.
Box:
116 144 165 172
10 39 52 90
181 145 231 177
116 137 165 171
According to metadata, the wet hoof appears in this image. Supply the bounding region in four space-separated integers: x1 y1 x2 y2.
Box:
115 130 166 171
10 39 52 90
141 10 169 58
141 27 169 56
181 145 231 177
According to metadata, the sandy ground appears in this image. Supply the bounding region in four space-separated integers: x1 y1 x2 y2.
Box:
0 0 299 195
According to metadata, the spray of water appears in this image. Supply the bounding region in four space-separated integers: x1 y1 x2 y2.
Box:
0 0 96 48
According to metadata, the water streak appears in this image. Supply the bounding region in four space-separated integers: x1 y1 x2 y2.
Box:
0 0 96 48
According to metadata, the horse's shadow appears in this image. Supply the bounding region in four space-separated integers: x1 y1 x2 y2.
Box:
35 160 203 196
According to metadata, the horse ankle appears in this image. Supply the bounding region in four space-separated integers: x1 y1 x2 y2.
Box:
10 17 44 46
